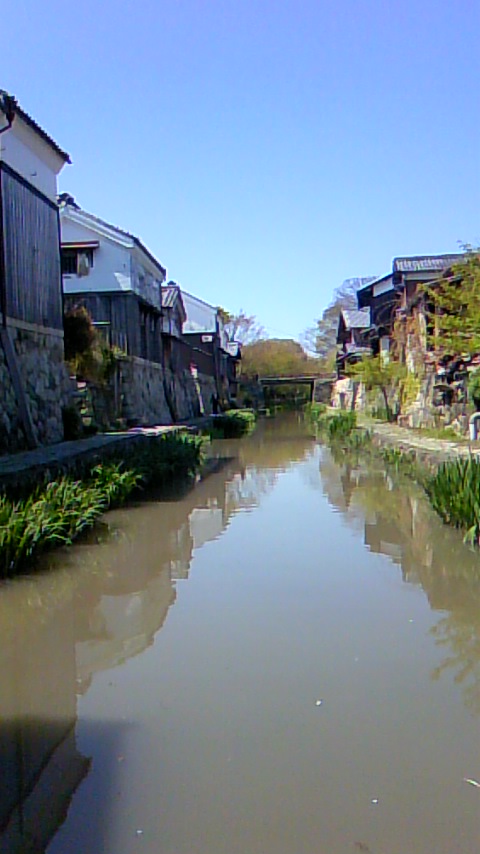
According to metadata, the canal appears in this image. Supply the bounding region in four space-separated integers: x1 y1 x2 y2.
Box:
1 414 479 853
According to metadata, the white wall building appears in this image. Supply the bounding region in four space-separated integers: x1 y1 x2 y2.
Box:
59 197 166 360
60 198 166 312
0 91 69 202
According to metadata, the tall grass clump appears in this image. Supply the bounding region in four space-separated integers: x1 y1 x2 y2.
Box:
327 411 357 440
307 409 371 449
424 456 480 545
304 402 327 428
0 469 117 576
90 462 142 506
209 409 256 439
131 432 206 482
0 432 206 577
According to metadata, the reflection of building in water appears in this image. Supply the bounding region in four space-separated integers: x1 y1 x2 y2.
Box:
365 519 404 564
0 420 317 851
74 455 283 688
0 594 90 853
319 445 480 716
189 506 224 550
225 468 278 513
75 573 176 692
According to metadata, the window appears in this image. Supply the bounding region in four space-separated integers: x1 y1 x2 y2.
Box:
61 248 94 276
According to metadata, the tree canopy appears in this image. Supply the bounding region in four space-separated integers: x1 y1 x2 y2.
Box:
423 249 480 356
241 338 322 378
348 355 406 421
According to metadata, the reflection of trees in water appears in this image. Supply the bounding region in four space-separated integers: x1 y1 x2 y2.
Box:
320 446 480 716
225 468 278 512
431 608 480 715
216 413 313 474
215 414 314 514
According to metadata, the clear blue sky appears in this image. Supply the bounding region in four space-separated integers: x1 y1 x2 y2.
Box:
3 0 479 340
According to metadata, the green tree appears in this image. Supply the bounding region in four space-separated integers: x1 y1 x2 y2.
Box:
241 338 322 378
423 248 480 356
348 355 405 421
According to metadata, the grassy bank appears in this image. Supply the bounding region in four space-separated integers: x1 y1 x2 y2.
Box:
309 409 480 547
424 457 480 547
0 431 205 578
208 409 257 439
305 406 371 450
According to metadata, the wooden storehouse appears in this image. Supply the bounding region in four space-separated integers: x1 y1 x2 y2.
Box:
59 195 166 363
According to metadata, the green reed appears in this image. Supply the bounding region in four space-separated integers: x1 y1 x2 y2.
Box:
0 432 206 577
424 456 480 546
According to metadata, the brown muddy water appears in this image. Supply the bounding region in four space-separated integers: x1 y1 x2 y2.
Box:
1 415 479 854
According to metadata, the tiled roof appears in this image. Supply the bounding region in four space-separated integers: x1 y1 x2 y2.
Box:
161 283 186 322
0 90 71 163
357 273 392 292
161 285 179 309
393 254 464 273
342 308 370 330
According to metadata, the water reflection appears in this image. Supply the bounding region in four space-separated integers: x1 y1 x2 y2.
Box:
0 416 313 853
320 445 480 716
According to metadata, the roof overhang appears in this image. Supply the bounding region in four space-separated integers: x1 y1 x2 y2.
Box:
62 241 99 250
0 91 71 163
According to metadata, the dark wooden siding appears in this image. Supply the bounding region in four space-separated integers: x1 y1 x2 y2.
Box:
1 165 63 329
64 292 163 362
371 289 399 333
175 336 215 376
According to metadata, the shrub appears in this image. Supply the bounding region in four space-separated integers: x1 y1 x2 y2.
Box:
130 432 206 483
209 409 256 439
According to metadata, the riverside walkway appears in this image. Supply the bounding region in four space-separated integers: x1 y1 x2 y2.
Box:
364 420 478 465
0 422 207 490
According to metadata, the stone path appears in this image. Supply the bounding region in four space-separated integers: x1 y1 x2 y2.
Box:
364 420 478 464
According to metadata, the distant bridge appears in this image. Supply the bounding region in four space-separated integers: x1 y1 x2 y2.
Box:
259 375 334 386
258 375 335 402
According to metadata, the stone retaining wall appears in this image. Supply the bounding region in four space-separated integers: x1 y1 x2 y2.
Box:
89 356 218 429
398 371 471 435
313 379 334 404
0 320 72 454
119 357 172 426
331 378 368 411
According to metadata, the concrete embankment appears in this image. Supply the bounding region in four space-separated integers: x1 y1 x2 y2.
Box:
0 421 214 493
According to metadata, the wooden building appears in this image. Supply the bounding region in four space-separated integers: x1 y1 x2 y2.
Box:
181 290 241 400
0 90 71 451
356 255 465 363
335 308 371 377
60 195 166 363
